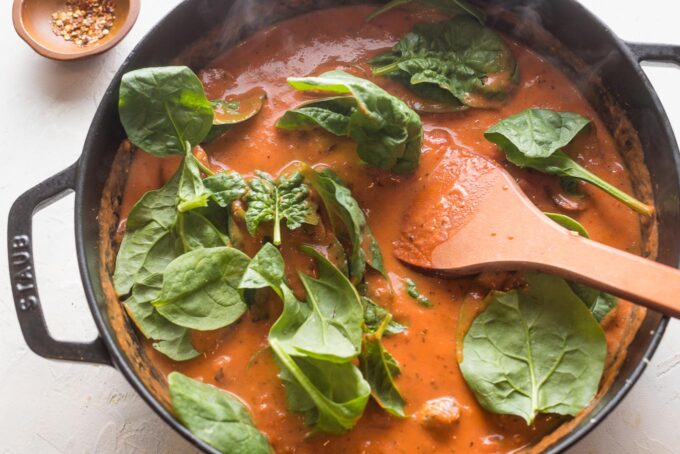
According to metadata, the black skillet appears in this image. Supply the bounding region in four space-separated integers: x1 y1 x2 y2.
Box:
7 1 680 452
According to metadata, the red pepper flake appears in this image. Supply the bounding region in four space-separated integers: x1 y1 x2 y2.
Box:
50 0 116 48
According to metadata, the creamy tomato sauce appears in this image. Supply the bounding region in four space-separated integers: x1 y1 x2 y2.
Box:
117 5 644 453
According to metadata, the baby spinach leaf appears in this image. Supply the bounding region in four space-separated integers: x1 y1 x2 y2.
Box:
178 150 211 212
359 314 406 417
361 345 404 416
404 278 432 307
114 221 180 296
203 89 267 143
153 330 198 361
113 172 182 294
119 66 214 156
204 171 247 208
487 109 590 159
125 172 180 231
196 201 231 233
239 243 311 354
363 297 406 336
177 211 230 251
485 109 653 215
269 285 311 354
241 244 370 433
545 212 618 321
245 171 319 246
371 18 517 110
282 71 423 173
460 273 607 425
270 340 371 434
367 0 485 23
113 157 231 294
276 96 354 136
569 283 618 323
153 247 250 330
124 273 199 361
240 242 287 291
239 243 362 349
168 372 272 454
293 246 365 362
305 167 386 283
325 236 351 277
544 212 590 239
113 165 243 361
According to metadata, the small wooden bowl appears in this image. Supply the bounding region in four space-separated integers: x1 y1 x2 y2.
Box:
12 0 141 61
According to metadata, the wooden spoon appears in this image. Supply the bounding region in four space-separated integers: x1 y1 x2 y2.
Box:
12 0 140 61
394 149 680 318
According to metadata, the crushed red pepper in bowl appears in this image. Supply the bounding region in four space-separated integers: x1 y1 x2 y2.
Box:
50 0 116 47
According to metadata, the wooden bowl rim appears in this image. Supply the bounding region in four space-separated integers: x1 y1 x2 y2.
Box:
11 0 141 61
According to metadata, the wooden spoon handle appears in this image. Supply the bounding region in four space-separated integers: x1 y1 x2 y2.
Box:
539 234 680 318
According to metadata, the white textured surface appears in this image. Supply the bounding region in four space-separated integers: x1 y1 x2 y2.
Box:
1 1 679 452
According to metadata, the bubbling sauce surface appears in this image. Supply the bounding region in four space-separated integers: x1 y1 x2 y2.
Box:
118 5 643 453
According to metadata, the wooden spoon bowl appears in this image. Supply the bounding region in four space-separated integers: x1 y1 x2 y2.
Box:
12 0 140 61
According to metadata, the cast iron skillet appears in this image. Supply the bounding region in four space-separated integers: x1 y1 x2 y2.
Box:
7 0 680 452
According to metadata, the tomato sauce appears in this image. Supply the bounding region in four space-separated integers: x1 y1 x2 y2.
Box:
116 5 645 453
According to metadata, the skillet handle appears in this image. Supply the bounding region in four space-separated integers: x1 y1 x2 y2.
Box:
627 42 680 65
7 163 112 366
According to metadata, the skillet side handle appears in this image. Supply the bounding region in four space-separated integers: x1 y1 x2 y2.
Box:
627 42 680 65
7 163 112 366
